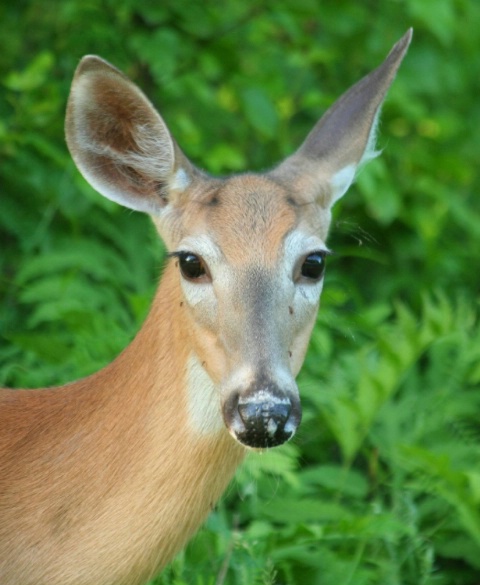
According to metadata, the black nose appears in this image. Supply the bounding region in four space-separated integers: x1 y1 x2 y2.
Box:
223 388 301 448
238 398 291 435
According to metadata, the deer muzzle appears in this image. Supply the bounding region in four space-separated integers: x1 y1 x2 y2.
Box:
222 381 302 449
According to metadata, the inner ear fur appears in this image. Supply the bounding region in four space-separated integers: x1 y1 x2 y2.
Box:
65 56 196 214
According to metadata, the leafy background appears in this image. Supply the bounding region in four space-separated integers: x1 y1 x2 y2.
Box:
1 1 479 584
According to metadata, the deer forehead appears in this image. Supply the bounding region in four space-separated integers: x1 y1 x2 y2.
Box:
176 174 327 266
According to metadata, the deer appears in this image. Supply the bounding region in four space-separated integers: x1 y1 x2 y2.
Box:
0 30 411 585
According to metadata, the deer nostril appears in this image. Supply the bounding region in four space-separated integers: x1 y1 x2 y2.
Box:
238 400 291 428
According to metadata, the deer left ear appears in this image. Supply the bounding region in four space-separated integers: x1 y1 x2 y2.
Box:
270 29 412 208
65 55 200 215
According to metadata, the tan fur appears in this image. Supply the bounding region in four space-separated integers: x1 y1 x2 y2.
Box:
0 31 411 585
0 267 244 584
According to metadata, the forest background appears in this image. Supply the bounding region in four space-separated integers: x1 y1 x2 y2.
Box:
1 1 479 584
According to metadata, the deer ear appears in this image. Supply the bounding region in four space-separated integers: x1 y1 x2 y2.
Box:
65 56 197 215
270 29 412 208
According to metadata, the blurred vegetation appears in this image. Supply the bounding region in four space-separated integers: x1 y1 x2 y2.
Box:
1 1 479 584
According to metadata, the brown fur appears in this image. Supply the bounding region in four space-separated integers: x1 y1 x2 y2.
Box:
0 267 244 584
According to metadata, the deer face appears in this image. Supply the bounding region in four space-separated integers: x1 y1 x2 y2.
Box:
65 30 412 449
160 174 331 447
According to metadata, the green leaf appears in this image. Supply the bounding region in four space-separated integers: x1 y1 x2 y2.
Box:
241 87 279 138
4 51 54 91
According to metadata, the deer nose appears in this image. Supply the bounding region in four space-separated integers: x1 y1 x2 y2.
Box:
223 386 301 449
238 398 291 436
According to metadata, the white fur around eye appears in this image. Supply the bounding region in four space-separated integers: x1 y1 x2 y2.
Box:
279 230 326 329
175 235 222 328
281 231 329 278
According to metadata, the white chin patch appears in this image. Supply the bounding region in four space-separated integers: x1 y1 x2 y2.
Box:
185 353 224 436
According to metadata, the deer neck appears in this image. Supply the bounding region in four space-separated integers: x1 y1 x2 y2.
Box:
82 261 246 581
6 263 246 585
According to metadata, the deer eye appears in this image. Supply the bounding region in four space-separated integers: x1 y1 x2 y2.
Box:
178 252 208 281
300 251 326 281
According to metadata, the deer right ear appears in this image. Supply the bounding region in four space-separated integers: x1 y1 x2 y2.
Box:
270 29 412 209
65 56 197 215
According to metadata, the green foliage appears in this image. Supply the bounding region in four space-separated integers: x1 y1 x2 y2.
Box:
1 1 479 584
